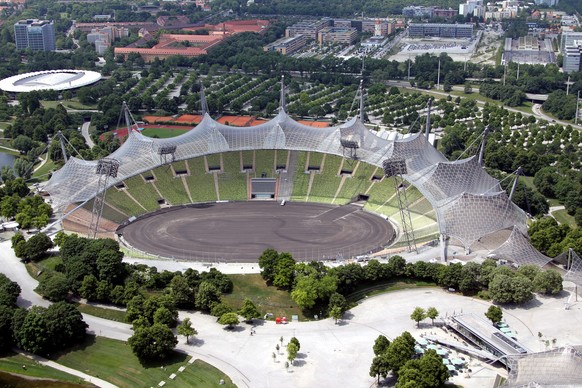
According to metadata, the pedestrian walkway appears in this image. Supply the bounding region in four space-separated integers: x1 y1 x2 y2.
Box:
15 349 117 388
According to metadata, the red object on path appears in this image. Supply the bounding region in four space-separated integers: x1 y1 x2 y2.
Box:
275 317 282 324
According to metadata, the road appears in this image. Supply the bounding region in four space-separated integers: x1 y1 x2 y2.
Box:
81 121 95 148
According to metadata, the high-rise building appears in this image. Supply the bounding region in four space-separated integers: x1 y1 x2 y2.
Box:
564 45 582 74
14 19 55 51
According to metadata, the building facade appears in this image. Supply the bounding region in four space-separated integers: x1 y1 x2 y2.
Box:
317 27 358 45
564 45 582 73
263 35 307 55
408 23 473 38
286 19 331 40
14 19 55 51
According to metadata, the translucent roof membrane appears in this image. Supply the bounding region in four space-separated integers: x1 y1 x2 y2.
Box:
45 111 533 255
504 347 582 387
489 227 552 267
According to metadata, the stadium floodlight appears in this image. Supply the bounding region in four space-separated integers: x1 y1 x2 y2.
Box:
340 139 360 149
383 158 408 177
158 145 177 165
88 158 120 239
382 158 416 253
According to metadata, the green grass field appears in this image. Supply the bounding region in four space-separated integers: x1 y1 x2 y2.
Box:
222 274 307 320
0 353 86 386
140 127 190 138
54 336 234 388
552 209 576 227
40 100 97 111
75 304 127 323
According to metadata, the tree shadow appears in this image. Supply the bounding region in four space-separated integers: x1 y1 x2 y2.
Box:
500 297 543 310
188 337 205 347
336 320 349 326
292 359 306 367
247 319 266 327
50 335 97 360
223 325 245 332
342 311 355 320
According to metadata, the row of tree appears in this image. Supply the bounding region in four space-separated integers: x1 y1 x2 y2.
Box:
0 273 87 356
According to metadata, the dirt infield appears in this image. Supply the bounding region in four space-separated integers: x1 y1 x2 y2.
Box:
118 202 396 262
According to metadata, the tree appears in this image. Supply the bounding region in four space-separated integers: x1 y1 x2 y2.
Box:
211 303 233 318
286 341 299 365
369 354 391 384
44 302 87 349
426 307 439 326
397 349 449 388
168 275 195 308
35 272 69 302
330 306 343 323
195 281 221 312
289 337 300 351
533 270 563 295
15 306 50 355
22 233 53 261
485 305 503 325
238 298 261 323
272 253 295 289
128 323 178 361
384 332 416 377
177 317 197 344
410 307 426 327
218 312 239 329
0 305 15 351
258 248 279 283
0 274 21 307
373 335 391 356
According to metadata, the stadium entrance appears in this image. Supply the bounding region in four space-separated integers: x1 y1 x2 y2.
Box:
251 178 277 199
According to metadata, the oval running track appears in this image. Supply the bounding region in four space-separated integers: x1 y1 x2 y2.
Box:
119 202 396 262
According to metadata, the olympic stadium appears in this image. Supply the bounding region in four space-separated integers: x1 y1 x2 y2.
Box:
0 69 102 93
44 83 555 266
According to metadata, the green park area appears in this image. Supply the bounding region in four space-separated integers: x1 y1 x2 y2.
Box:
222 274 306 320
140 127 190 138
0 353 86 387
54 336 235 388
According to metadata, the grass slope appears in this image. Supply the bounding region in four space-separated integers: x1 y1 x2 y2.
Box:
54 336 234 388
222 274 307 320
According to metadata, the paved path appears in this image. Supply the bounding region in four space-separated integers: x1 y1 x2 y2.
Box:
81 121 94 148
15 349 116 388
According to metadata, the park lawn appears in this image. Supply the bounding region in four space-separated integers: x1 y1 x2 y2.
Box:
40 100 97 111
0 352 87 386
75 303 127 323
141 127 190 138
166 359 236 388
223 274 308 320
0 121 13 130
32 158 57 181
552 209 576 227
54 336 193 388
346 279 437 304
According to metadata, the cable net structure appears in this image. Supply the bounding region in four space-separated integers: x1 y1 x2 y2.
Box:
502 346 582 387
489 227 552 267
45 107 535 257
563 249 582 287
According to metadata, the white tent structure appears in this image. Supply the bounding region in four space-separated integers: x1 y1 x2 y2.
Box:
44 86 543 263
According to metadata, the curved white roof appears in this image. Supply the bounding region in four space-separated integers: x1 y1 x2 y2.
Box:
0 70 102 92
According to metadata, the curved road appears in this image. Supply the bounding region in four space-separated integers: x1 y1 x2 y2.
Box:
81 121 95 148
